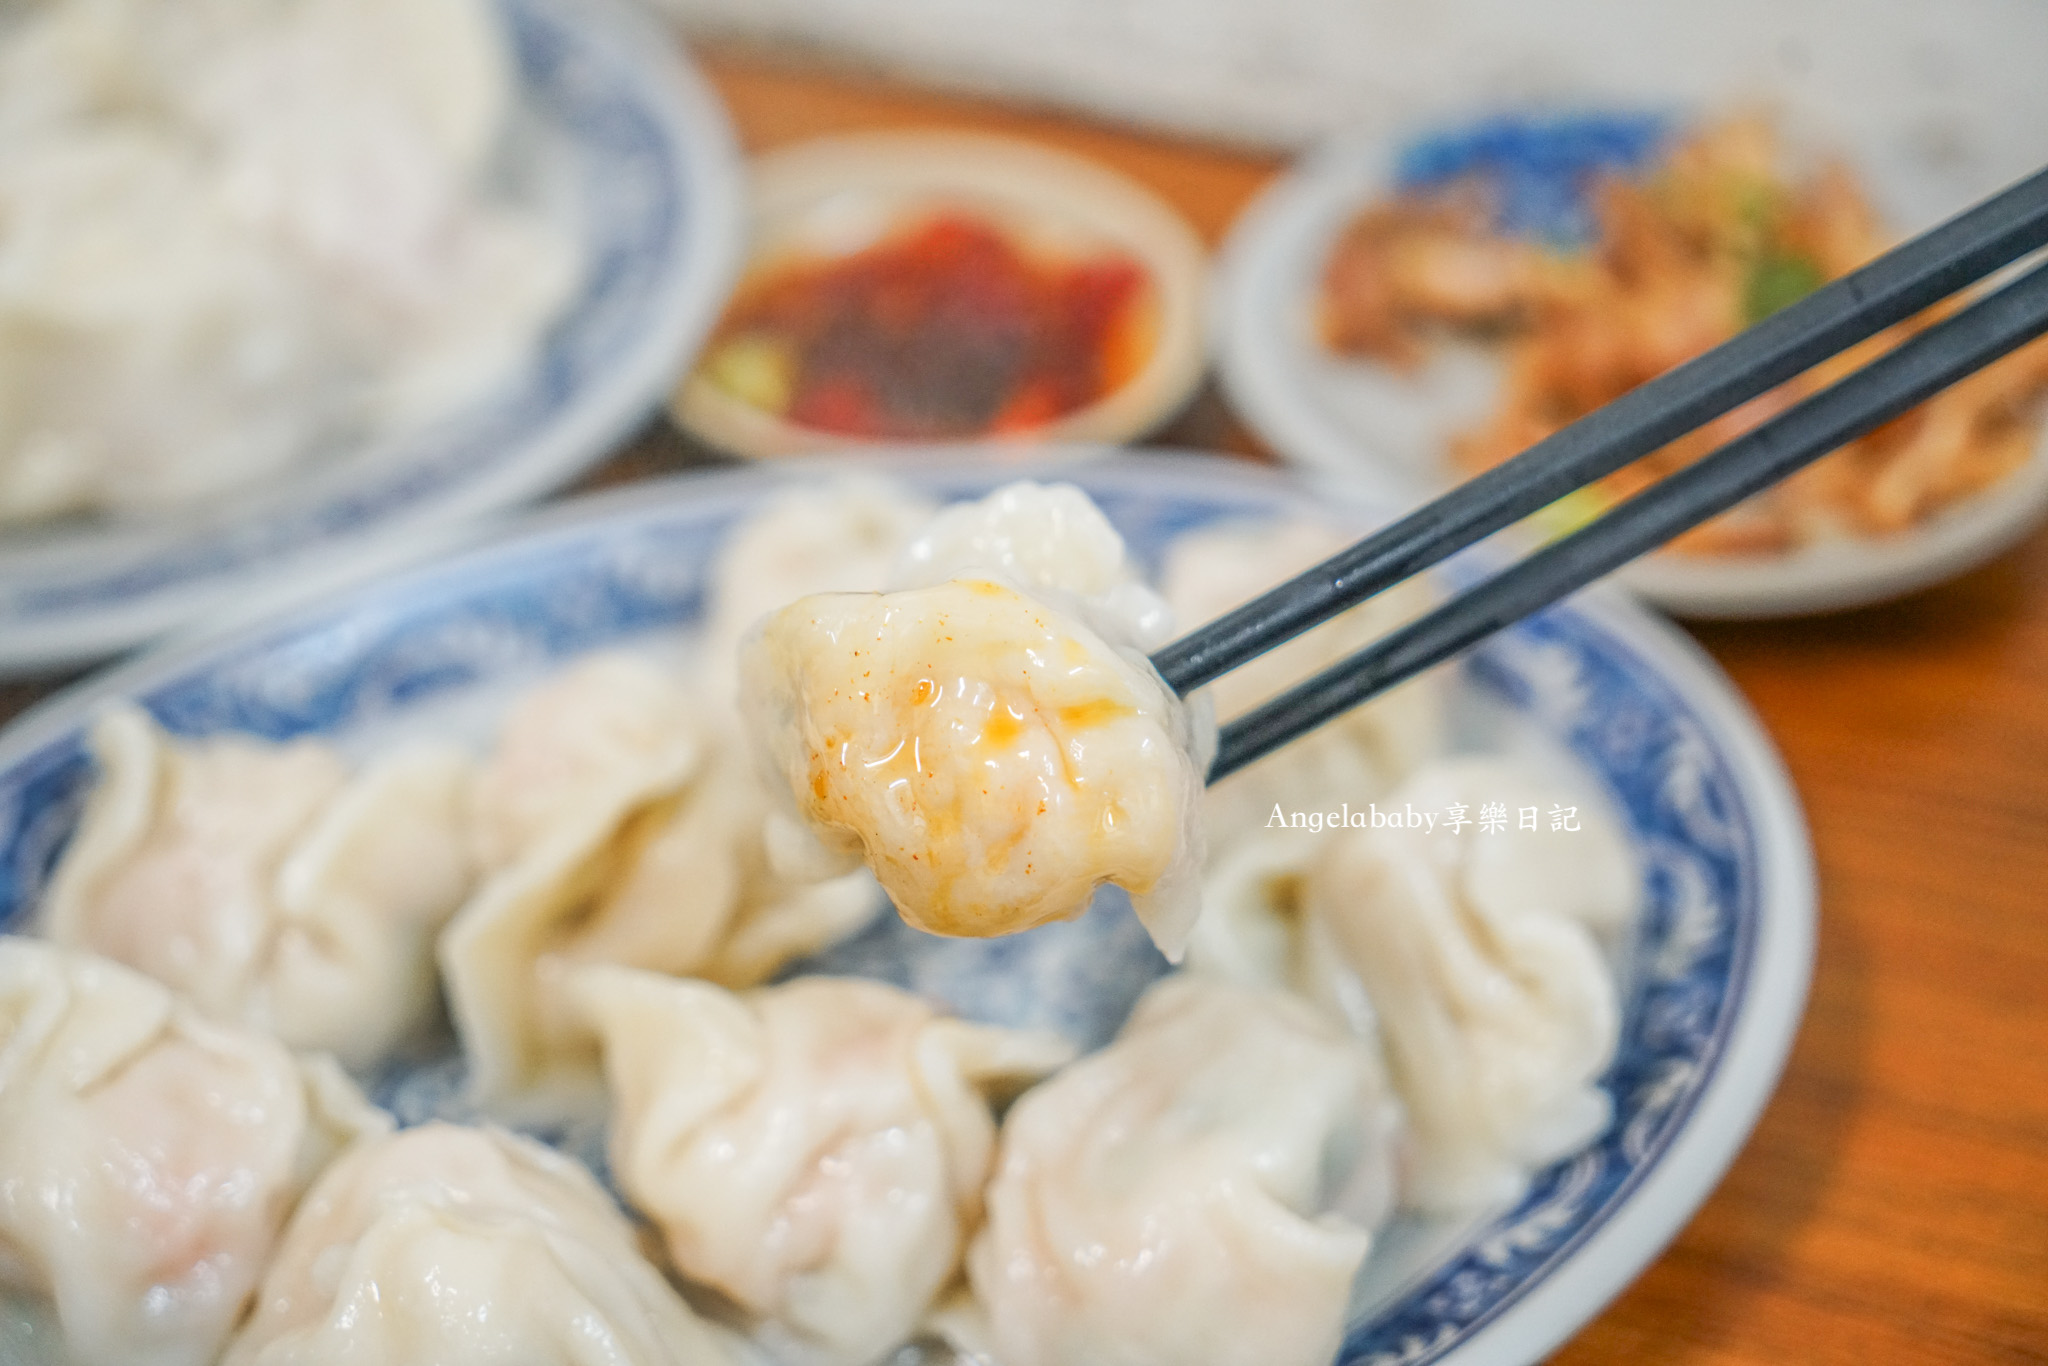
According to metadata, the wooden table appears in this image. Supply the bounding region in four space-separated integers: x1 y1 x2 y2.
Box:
6 49 2045 1366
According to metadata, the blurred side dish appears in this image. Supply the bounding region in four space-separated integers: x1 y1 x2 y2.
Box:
0 0 578 525
4 477 1638 1366
1319 117 2048 555
695 212 1157 441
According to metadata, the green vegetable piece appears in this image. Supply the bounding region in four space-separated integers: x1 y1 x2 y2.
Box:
703 335 796 415
1528 486 1613 543
1745 251 1825 325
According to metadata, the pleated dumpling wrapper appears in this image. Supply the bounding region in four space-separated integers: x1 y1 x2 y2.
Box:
1159 516 1443 860
40 704 474 1072
574 965 1075 1366
442 652 879 1121
698 475 938 685
741 481 1211 957
0 937 387 1366
954 975 1400 1366
1303 756 1637 1211
223 1123 743 1366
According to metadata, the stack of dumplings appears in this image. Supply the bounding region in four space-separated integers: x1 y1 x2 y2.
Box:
3 475 1645 1366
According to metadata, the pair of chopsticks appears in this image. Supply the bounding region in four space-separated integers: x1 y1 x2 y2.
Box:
1154 164 2048 784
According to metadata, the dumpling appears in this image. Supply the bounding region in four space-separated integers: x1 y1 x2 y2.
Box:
1180 831 1379 1036
223 1123 741 1366
700 475 938 685
960 975 1400 1366
741 482 1209 956
1303 756 1636 1210
443 652 879 1120
42 704 474 1071
0 937 386 1366
574 965 1074 1366
890 480 1174 649
1159 518 1443 859
464 651 707 871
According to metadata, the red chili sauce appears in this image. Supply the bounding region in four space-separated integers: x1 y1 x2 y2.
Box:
700 213 1154 440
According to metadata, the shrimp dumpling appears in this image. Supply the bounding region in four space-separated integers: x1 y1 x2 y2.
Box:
575 966 1074 1366
444 653 880 1120
1304 757 1636 1210
1181 831 1378 1035
223 1124 740 1366
0 937 386 1366
700 474 938 683
1160 518 1443 860
42 704 474 1071
961 975 1400 1366
742 482 1208 956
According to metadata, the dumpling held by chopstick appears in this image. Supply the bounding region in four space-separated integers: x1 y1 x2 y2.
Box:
741 482 1211 958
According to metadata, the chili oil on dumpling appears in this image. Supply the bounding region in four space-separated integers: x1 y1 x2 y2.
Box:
574 965 1073 1366
222 1123 742 1366
41 704 475 1072
443 652 879 1121
1304 756 1636 1211
742 575 1207 953
0 937 387 1366
959 974 1400 1366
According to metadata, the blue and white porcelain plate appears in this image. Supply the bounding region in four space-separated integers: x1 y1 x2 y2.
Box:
0 0 744 675
0 452 1814 1365
1213 103 2048 618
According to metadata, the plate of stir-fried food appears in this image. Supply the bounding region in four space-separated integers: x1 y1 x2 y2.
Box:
1215 111 2048 616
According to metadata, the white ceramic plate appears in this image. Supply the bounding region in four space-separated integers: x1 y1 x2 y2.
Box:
672 131 1209 459
0 451 1813 1364
0 0 745 675
1214 110 2048 619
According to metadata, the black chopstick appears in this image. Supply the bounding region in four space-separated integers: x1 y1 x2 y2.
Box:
1152 163 2048 698
1206 253 2048 783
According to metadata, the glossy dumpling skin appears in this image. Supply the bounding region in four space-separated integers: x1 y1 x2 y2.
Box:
1304 757 1636 1210
42 705 474 1072
443 653 879 1120
0 937 386 1366
575 966 1074 1366
962 975 1400 1366
741 481 1210 955
743 576 1206 953
223 1123 739 1366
